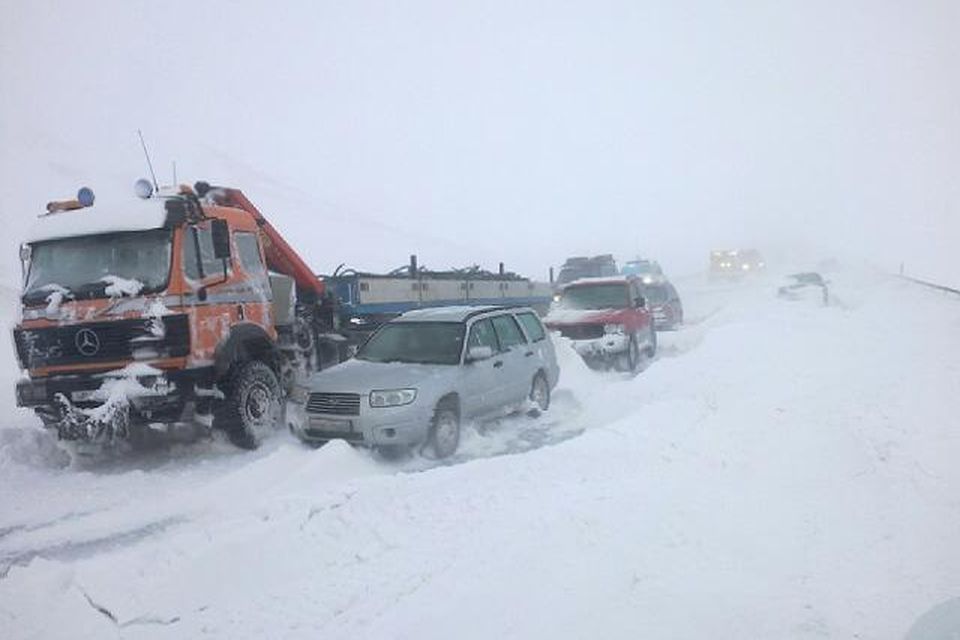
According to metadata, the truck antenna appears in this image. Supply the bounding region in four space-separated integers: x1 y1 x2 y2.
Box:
172 160 177 186
137 129 159 191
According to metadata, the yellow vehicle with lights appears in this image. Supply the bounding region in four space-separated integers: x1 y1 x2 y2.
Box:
710 249 765 279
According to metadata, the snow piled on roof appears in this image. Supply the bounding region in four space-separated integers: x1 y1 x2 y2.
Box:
563 274 630 287
24 197 168 243
399 305 503 322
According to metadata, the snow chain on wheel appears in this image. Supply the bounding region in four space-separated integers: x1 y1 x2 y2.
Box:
215 360 282 450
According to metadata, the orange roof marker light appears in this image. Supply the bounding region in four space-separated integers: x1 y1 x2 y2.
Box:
44 187 95 215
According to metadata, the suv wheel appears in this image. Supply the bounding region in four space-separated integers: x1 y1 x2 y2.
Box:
216 360 282 450
428 399 460 459
529 372 551 414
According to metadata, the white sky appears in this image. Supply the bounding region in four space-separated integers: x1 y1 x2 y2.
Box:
1 0 958 284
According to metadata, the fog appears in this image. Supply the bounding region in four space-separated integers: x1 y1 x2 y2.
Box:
2 0 957 285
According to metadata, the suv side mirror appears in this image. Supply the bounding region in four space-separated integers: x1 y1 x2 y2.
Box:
466 345 494 362
211 219 231 260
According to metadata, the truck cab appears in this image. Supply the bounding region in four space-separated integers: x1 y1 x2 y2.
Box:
13 184 334 450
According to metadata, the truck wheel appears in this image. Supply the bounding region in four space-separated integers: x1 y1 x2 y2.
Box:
427 399 460 459
216 360 282 450
645 325 658 357
529 372 551 415
621 334 641 373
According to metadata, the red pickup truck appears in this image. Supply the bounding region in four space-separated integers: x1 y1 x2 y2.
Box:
543 276 656 372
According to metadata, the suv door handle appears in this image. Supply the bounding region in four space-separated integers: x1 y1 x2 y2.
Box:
493 360 504 368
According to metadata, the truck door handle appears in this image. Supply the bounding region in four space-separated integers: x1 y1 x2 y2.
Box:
493 360 504 368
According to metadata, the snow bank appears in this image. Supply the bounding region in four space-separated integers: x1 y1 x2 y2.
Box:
1 271 958 639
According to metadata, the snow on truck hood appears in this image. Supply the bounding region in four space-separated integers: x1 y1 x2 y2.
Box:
306 357 451 393
24 197 168 243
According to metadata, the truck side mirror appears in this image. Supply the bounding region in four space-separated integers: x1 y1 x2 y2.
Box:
211 219 231 260
635 295 646 309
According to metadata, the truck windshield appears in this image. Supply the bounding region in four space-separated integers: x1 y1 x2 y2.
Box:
23 229 173 304
560 284 630 310
356 322 466 365
643 285 669 304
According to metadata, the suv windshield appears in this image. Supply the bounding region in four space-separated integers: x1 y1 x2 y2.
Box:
23 229 173 304
560 284 630 310
356 321 466 365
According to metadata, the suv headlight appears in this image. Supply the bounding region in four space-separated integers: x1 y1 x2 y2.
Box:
603 323 626 334
370 388 417 408
289 385 310 405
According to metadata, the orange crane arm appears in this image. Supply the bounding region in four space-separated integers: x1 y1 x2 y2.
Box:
216 188 326 297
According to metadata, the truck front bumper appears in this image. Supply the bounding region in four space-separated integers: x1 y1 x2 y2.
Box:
16 367 216 443
569 334 630 358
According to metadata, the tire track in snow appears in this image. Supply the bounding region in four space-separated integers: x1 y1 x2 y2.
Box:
0 516 185 579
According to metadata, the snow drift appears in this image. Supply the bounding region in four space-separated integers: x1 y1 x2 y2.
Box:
0 271 958 639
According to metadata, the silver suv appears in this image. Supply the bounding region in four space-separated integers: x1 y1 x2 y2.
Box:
287 306 559 457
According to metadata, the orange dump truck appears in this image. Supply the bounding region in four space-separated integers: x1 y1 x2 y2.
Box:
13 182 343 449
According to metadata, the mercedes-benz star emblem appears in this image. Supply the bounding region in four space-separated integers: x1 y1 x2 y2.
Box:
75 328 101 357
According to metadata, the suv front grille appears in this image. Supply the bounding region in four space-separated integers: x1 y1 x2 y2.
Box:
559 324 604 340
306 392 361 415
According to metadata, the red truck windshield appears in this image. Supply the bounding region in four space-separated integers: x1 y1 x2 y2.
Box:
559 284 630 310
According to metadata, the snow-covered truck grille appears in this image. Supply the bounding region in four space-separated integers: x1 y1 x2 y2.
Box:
558 324 604 340
14 315 190 369
306 392 361 416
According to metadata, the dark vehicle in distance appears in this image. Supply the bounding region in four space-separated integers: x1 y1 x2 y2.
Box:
621 259 663 284
642 280 683 330
555 255 618 287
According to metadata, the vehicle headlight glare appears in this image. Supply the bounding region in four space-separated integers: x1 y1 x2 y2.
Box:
370 388 417 408
603 323 626 334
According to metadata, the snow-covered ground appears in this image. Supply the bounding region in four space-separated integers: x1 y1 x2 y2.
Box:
1 270 959 639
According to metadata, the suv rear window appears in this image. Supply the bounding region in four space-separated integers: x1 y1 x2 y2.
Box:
516 312 546 342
